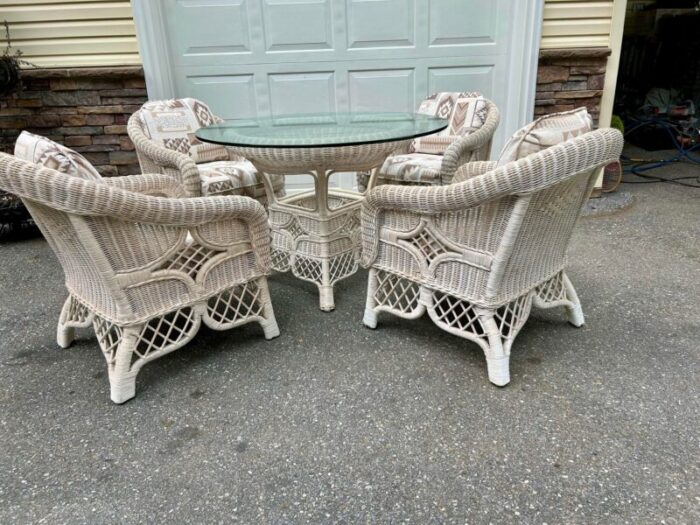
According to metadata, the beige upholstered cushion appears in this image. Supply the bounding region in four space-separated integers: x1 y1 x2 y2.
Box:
138 98 230 163
496 107 593 167
411 91 488 155
198 160 284 198
409 135 456 155
14 131 102 181
380 153 443 184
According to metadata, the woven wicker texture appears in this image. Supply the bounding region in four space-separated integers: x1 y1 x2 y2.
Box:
127 99 284 202
356 95 500 191
225 139 408 311
361 128 624 386
0 152 280 403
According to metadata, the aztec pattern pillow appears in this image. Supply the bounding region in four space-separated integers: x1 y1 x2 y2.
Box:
496 107 593 167
380 153 443 184
197 160 284 198
137 98 230 164
14 131 102 181
411 91 488 155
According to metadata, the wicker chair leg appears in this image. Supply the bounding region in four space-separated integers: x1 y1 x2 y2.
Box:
535 271 586 328
362 268 379 329
479 310 511 387
57 299 76 349
108 326 141 404
257 278 280 340
57 295 93 348
562 273 585 327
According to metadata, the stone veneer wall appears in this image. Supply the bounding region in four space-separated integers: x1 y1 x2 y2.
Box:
536 48 611 126
0 66 146 176
0 53 612 177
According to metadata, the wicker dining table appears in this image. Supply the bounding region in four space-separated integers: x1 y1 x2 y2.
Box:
195 112 447 311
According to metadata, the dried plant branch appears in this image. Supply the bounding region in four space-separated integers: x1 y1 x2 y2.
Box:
2 20 36 67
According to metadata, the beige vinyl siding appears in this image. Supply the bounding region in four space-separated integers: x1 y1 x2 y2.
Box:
1 1 617 67
542 0 614 48
0 0 140 68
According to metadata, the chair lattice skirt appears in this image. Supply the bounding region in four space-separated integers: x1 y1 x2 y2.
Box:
61 277 278 403
363 269 585 386
359 128 623 385
2 136 281 404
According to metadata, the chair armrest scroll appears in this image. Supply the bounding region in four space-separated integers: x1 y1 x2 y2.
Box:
439 100 500 183
127 113 202 197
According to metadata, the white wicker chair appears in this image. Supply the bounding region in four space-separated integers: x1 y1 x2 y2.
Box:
357 92 500 191
1 135 280 404
360 128 623 385
127 97 285 202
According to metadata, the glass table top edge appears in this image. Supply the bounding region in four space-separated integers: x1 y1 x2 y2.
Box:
194 112 449 149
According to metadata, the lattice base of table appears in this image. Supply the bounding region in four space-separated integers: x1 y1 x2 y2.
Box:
268 189 362 311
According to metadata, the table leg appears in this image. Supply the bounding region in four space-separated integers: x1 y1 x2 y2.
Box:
262 168 362 312
314 171 337 311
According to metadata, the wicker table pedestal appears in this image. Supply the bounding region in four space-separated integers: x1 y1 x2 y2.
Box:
249 143 406 312
196 112 447 311
267 178 362 311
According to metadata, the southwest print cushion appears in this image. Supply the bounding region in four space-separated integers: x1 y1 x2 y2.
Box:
496 107 593 167
197 160 284 198
138 98 230 163
411 91 487 154
380 153 443 184
14 131 102 181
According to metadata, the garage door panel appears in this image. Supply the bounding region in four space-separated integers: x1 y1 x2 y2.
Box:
268 71 337 116
182 74 258 120
175 55 502 117
166 0 505 67
348 69 415 113
428 0 498 47
167 0 252 60
263 0 333 52
427 65 496 95
346 0 415 49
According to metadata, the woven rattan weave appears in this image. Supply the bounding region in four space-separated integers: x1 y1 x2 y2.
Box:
360 128 624 385
227 141 412 311
196 113 447 311
0 153 280 403
356 96 500 190
127 99 284 202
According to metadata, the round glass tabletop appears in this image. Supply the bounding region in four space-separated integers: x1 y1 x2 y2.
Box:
195 112 448 149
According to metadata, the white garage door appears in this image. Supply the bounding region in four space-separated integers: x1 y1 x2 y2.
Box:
134 0 542 176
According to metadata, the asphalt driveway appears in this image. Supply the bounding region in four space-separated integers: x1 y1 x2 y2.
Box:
0 162 698 523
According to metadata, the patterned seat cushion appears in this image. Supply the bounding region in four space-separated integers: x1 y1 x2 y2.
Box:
137 98 230 164
497 107 593 167
14 131 102 181
411 91 487 155
380 153 443 184
198 160 284 198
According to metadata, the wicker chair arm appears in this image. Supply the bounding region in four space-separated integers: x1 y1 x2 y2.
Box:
127 113 202 197
0 154 272 270
439 100 500 183
102 173 186 198
361 128 623 266
451 161 498 183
